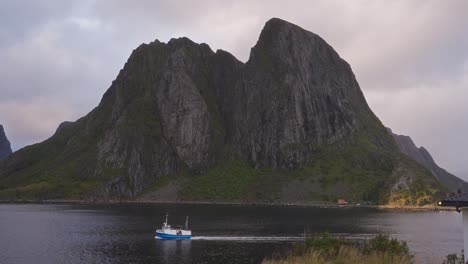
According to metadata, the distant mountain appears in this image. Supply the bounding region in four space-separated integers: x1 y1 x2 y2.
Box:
0 125 12 160
389 128 468 193
0 18 445 205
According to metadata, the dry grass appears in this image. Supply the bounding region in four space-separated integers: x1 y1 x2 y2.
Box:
263 246 414 264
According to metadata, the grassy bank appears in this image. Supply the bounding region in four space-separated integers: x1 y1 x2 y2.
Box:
263 246 413 264
263 233 413 264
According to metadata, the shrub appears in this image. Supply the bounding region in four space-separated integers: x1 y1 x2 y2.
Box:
263 245 413 264
443 252 464 264
263 233 413 264
305 232 348 255
367 234 409 256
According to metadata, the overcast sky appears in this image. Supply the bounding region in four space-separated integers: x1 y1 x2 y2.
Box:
1 0 467 179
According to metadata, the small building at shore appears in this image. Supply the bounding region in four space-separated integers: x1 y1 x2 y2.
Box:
337 199 348 205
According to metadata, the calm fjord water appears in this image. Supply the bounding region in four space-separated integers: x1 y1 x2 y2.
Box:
0 204 462 264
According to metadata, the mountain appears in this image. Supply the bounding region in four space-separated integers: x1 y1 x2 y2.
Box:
389 128 468 193
0 125 12 159
0 18 445 205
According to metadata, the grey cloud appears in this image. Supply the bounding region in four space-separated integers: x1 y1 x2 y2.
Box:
91 0 468 91
0 100 79 150
0 1 72 46
366 64 468 180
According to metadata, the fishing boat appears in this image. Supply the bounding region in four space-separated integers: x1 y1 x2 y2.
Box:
155 214 192 240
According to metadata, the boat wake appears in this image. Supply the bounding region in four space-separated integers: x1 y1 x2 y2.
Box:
190 233 375 242
191 236 304 241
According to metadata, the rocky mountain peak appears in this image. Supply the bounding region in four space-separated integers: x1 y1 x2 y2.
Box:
236 17 381 169
54 121 74 135
0 125 12 159
168 37 198 47
0 18 446 203
251 18 344 70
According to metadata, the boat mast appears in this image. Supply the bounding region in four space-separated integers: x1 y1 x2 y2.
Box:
165 213 168 226
185 216 189 230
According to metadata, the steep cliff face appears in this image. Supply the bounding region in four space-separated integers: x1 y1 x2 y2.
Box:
0 18 444 204
0 125 12 159
0 38 237 198
230 19 358 169
390 129 468 193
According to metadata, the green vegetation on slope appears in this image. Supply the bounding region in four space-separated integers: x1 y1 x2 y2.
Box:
1 120 443 205
0 119 102 200
180 160 261 201
0 90 168 201
147 127 444 205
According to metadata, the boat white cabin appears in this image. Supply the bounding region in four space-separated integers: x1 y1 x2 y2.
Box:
155 214 192 240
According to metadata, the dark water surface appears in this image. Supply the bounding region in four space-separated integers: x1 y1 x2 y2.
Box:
0 203 462 264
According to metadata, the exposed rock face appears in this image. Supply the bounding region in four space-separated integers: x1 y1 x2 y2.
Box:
54 121 73 134
230 19 362 169
390 128 468 192
0 125 12 159
0 18 444 202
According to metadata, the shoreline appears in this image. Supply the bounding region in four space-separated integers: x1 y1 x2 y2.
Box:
0 199 454 211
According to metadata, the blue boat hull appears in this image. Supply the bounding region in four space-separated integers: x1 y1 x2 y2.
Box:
155 232 192 240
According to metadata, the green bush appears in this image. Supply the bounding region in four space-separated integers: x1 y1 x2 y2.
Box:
443 252 464 264
305 232 348 255
263 233 414 264
367 234 409 256
304 233 411 258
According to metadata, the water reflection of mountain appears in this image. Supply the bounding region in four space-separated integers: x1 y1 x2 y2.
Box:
155 240 192 264
0 204 461 264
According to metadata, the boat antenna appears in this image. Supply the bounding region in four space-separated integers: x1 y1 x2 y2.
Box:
185 216 189 230
165 213 168 226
